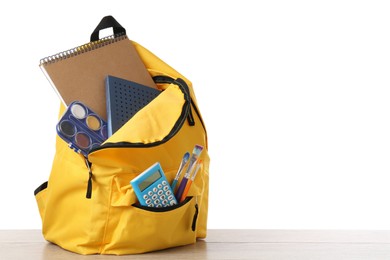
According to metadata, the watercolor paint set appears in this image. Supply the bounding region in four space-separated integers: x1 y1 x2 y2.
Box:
56 101 108 156
55 74 162 156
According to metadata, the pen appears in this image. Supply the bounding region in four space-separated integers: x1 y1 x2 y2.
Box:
180 160 202 203
175 145 203 200
171 152 190 192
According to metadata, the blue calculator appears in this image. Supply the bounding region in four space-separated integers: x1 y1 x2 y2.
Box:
130 162 178 207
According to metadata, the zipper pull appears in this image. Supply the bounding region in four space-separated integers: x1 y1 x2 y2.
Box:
85 158 93 199
175 78 195 126
187 103 195 126
152 76 195 126
192 197 199 231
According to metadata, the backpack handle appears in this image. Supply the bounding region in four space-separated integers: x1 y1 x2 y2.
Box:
90 15 126 42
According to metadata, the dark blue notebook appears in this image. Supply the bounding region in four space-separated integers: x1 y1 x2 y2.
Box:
106 75 161 136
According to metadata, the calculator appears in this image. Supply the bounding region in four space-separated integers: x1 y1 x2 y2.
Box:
130 162 178 207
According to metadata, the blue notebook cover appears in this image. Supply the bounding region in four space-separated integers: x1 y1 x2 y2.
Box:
106 75 161 136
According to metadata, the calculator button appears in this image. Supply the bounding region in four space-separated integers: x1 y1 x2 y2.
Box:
154 199 160 204
157 190 163 196
170 200 177 206
146 199 152 205
160 195 166 200
162 200 168 205
168 195 174 201
166 190 172 196
162 180 167 185
156 204 162 208
157 184 162 189
163 186 169 191
153 187 158 193
152 194 158 200
148 191 153 196
143 194 148 200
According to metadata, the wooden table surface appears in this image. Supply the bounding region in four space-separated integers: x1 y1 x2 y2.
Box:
1 229 390 259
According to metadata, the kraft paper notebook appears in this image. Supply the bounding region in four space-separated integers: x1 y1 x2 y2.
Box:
40 34 156 120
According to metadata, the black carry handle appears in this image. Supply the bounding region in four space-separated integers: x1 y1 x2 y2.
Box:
90 15 126 42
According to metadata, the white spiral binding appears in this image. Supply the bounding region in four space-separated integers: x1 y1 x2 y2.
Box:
40 34 127 65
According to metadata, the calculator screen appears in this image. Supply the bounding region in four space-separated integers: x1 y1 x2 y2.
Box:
138 171 162 192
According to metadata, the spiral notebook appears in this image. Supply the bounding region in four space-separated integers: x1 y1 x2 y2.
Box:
40 34 156 120
106 75 161 136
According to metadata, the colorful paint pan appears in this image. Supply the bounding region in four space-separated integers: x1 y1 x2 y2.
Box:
56 101 108 156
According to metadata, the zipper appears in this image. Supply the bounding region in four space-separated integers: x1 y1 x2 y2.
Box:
192 196 199 231
34 181 48 196
154 76 195 126
133 197 192 212
171 78 195 126
85 158 93 199
134 196 199 232
154 75 206 131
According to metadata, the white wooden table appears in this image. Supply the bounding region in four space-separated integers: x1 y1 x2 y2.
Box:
1 229 390 259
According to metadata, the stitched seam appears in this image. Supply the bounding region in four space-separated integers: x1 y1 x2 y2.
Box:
99 177 114 254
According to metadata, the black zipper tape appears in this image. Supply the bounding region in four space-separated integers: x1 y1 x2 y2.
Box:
133 197 192 212
155 75 206 130
155 76 195 126
85 159 93 199
187 106 195 126
134 197 198 232
34 181 48 196
153 75 175 84
192 203 199 231
172 78 194 126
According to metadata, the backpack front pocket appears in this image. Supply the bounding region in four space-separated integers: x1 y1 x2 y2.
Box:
97 171 200 255
102 196 198 254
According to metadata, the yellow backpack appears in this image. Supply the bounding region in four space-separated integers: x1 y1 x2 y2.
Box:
34 16 209 255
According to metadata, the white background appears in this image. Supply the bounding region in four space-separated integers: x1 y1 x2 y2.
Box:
1 0 390 229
